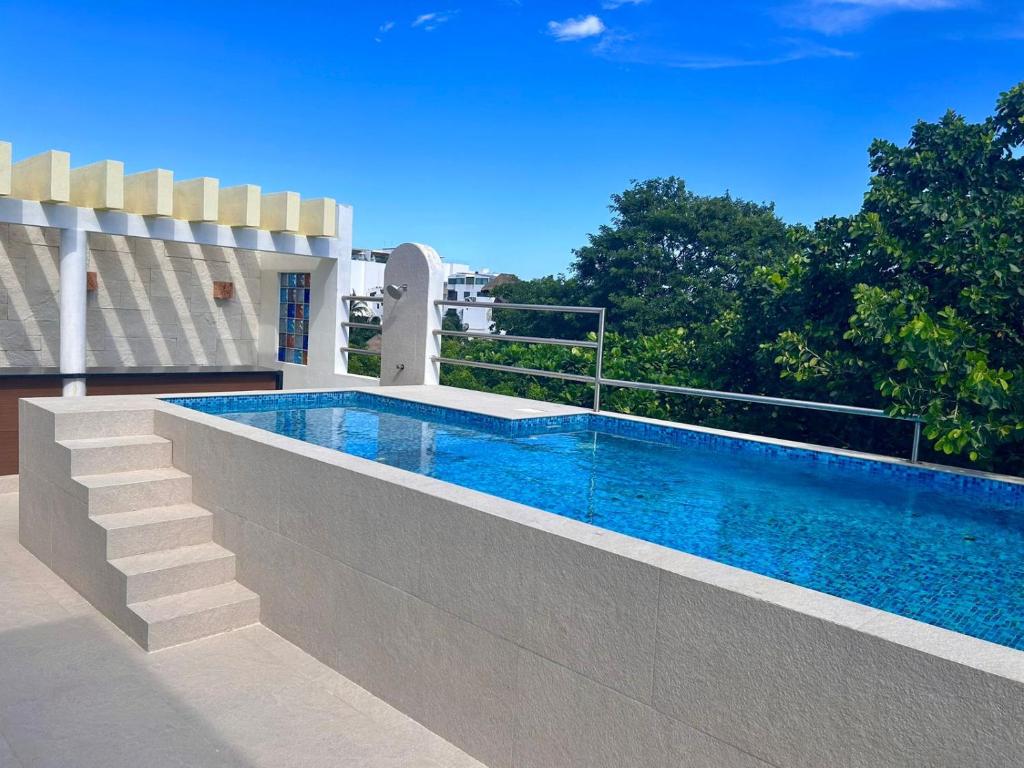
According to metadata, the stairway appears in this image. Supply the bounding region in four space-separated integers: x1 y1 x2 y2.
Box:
57 426 260 651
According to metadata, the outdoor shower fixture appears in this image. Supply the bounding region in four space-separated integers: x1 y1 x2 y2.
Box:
385 283 407 300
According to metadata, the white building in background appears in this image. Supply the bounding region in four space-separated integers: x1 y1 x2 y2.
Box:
350 248 514 333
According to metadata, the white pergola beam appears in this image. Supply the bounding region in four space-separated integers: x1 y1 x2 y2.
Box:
174 177 219 222
124 169 174 216
300 197 337 237
219 184 262 227
0 141 10 196
11 150 70 203
0 197 338 259
70 159 124 210
261 191 300 233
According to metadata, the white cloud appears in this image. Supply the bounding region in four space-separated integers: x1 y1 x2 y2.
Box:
596 34 855 69
375 20 396 43
602 0 648 8
547 15 607 41
412 10 457 31
780 0 967 35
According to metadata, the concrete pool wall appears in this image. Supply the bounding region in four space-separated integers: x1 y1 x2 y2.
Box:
18 391 1024 768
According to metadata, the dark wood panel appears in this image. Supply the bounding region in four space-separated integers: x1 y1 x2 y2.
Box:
0 371 280 476
0 431 19 477
0 378 63 476
86 373 280 396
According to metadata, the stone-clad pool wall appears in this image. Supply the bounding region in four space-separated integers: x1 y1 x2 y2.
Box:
19 393 1024 768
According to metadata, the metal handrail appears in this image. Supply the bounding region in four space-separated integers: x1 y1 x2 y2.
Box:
431 298 924 462
432 356 596 384
433 329 599 349
341 297 383 362
340 346 381 358
341 321 382 331
599 378 892 419
434 298 606 411
437 299 604 314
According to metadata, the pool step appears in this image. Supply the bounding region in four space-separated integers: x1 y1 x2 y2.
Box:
60 434 172 475
59 427 261 651
94 504 213 559
74 468 193 515
54 408 155 441
128 581 261 651
110 542 236 603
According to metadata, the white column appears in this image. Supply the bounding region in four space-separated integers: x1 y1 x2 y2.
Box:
380 243 444 386
59 228 88 396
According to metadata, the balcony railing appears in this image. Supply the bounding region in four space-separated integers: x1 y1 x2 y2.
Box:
432 298 924 463
340 295 383 358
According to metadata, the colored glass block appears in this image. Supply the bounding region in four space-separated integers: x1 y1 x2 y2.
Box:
278 272 312 366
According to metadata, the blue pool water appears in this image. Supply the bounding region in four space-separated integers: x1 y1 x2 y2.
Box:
167 391 1024 651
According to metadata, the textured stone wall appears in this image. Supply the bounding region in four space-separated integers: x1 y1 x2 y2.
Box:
0 223 261 367
0 224 60 366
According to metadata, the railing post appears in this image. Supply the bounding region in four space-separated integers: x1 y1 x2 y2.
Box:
593 309 605 413
911 420 922 464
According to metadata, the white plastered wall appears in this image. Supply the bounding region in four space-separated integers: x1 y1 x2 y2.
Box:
256 204 369 388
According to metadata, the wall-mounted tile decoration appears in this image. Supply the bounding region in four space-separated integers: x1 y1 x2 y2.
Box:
86 271 98 292
213 280 234 300
278 272 311 365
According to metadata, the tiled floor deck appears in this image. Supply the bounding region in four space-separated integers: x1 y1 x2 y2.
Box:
0 492 483 768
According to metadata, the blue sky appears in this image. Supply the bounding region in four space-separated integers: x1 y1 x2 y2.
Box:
0 1 1021 277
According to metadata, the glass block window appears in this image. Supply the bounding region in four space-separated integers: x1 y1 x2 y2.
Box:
278 272 311 365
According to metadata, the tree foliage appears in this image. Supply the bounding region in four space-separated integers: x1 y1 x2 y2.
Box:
432 82 1024 473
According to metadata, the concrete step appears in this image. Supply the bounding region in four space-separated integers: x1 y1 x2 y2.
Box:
74 468 192 515
93 504 213 559
60 434 173 475
54 408 155 441
129 581 261 651
111 542 236 603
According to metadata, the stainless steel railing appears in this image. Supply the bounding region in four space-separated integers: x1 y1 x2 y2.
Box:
340 295 383 358
432 298 925 462
434 299 606 411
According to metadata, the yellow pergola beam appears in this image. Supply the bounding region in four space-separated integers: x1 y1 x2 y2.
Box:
174 177 219 222
0 141 11 196
11 149 71 203
70 159 124 210
219 184 262 227
124 169 174 216
261 191 300 233
300 197 337 237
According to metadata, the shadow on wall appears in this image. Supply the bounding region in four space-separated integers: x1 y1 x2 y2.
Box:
83 234 262 368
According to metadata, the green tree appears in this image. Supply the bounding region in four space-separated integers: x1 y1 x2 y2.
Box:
572 177 790 336
772 82 1024 464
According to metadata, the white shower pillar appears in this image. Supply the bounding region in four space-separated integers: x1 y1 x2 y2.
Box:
59 227 88 396
380 243 444 386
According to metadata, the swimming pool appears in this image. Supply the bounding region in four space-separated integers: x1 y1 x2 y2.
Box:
168 390 1024 651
